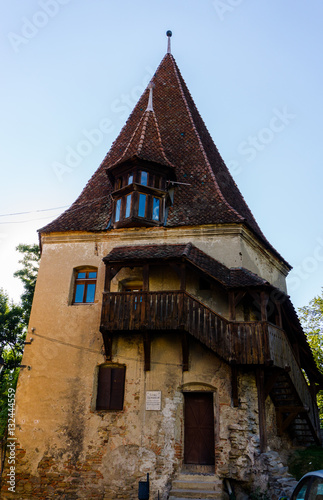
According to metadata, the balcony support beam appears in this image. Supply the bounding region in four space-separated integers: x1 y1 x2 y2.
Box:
143 264 149 291
143 333 151 371
102 330 113 361
182 332 189 371
229 291 246 321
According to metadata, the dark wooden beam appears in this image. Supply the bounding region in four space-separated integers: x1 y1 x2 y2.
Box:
102 331 112 361
260 291 269 322
182 333 189 372
180 262 186 291
275 301 283 328
143 333 151 371
143 264 149 291
234 291 247 307
276 406 306 433
264 369 280 400
229 291 236 321
104 265 112 292
256 367 267 452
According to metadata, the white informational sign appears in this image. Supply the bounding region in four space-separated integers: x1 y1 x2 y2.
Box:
146 391 161 411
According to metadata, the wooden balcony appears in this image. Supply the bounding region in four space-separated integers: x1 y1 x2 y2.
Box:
101 291 274 365
100 290 321 444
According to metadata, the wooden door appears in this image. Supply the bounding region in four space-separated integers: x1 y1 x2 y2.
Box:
184 392 215 465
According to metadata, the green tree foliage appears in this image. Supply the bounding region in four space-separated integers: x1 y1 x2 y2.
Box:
299 289 323 424
13 243 40 327
0 290 25 439
0 244 40 441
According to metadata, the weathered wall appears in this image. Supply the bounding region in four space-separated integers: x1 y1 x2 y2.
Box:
1 328 294 499
0 227 292 498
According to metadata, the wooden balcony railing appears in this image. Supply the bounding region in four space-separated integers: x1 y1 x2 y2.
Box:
101 291 273 364
100 290 319 439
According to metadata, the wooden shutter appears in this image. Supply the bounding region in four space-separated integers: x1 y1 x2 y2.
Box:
96 365 112 410
96 366 125 411
109 368 126 410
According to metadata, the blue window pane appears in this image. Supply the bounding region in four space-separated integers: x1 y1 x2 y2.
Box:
128 173 133 184
88 272 97 279
153 198 160 221
125 194 131 218
115 199 121 222
77 272 86 279
74 284 85 303
138 194 146 217
85 284 96 303
140 171 148 186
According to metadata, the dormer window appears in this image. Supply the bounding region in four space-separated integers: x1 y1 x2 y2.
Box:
108 159 175 228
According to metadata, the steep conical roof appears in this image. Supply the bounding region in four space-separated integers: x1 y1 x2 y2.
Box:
39 49 286 265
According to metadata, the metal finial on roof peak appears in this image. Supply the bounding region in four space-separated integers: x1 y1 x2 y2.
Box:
146 82 155 112
166 30 172 54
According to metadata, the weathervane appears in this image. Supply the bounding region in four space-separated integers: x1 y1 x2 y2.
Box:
166 30 172 54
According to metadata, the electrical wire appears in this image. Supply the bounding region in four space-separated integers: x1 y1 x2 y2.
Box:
0 194 110 225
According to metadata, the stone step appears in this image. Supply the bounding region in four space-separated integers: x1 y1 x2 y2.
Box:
168 497 222 500
172 479 220 491
169 490 222 499
169 474 223 499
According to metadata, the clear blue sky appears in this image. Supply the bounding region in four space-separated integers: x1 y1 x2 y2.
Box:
1 0 322 310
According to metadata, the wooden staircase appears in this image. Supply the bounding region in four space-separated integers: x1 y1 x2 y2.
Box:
267 370 319 445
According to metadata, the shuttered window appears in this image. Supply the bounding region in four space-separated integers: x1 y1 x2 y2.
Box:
96 365 126 411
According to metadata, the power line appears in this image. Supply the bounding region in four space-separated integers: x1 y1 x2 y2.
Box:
0 195 110 225
0 205 69 218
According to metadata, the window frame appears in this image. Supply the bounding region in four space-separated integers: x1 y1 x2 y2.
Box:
73 268 98 305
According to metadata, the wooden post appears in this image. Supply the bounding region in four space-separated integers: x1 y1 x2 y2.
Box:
260 292 269 322
102 330 112 361
182 333 189 372
229 291 236 321
275 301 283 328
143 264 149 291
256 367 267 453
180 262 186 291
104 265 111 292
143 333 151 371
